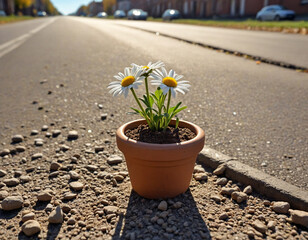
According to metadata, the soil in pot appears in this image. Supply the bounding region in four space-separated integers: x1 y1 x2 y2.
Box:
125 124 196 144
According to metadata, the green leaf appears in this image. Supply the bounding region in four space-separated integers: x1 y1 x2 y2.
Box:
175 117 179 129
130 107 145 118
172 106 187 117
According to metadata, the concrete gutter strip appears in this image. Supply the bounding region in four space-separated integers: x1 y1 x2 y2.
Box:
197 146 308 211
117 24 308 72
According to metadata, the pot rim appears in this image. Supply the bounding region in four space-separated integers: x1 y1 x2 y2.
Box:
116 118 205 149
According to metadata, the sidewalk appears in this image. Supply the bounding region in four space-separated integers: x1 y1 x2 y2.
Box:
1 122 308 239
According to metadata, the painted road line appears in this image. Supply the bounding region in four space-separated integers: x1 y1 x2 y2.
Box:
0 19 56 59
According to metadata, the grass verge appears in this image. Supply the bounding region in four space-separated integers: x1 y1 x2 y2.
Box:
147 18 308 34
0 16 34 25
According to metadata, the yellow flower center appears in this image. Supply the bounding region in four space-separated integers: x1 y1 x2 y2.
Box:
121 76 135 87
143 66 149 70
162 77 177 88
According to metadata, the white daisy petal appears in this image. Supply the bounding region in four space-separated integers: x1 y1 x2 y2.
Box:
118 72 125 78
175 75 184 80
171 88 176 97
169 69 175 78
176 88 185 94
124 89 129 98
114 75 122 81
124 67 130 77
161 67 168 77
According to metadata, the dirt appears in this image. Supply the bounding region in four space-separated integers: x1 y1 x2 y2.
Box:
124 124 196 144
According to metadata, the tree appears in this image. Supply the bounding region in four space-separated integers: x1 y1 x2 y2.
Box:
103 0 116 15
15 0 34 9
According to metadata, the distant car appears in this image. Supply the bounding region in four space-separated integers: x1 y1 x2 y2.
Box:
256 5 295 21
127 9 148 20
0 10 6 17
162 9 181 21
97 12 108 18
114 10 126 18
37 11 47 17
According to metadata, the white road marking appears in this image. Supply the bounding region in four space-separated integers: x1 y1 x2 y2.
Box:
0 19 56 59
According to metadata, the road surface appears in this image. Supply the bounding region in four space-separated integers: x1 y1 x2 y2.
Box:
0 17 307 190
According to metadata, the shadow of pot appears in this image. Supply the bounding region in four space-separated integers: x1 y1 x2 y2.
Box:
116 119 205 199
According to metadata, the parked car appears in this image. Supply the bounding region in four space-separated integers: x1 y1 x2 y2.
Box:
256 5 295 21
97 12 108 18
127 9 148 20
37 11 47 17
114 10 126 18
162 9 181 21
0 10 6 17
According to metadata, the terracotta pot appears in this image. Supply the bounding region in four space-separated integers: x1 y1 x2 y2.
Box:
116 119 205 199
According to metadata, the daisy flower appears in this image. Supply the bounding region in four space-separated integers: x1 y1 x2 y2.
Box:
132 60 165 74
151 67 190 97
108 65 145 98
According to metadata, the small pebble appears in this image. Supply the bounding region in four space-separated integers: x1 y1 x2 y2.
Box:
107 155 123 165
219 213 228 220
48 206 63 223
194 173 208 181
67 130 78 140
243 185 253 194
50 162 62 171
289 209 308 228
42 125 49 131
231 191 247 203
158 201 168 211
252 220 267 234
271 201 290 214
0 169 7 177
69 182 84 191
4 178 20 187
52 130 61 137
0 190 9 200
22 220 41 236
31 130 39 136
213 164 226 175
1 196 23 211
37 192 52 202
69 171 80 180
12 135 24 143
101 113 108 120
31 153 43 160
216 178 228 186
22 212 35 222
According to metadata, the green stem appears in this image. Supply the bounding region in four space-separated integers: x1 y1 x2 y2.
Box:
131 88 145 114
166 89 171 113
145 77 150 99
145 76 154 119
131 88 151 125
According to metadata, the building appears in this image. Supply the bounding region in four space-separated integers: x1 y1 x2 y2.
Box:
117 0 308 18
0 0 14 15
89 1 103 16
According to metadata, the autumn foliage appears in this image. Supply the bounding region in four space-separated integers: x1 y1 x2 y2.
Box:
14 0 60 16
103 0 116 15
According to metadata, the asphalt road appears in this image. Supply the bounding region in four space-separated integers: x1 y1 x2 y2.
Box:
0 17 307 190
115 20 308 69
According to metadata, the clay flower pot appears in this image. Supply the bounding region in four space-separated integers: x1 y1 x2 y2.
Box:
116 119 205 199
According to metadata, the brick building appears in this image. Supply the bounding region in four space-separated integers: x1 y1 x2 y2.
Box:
89 1 103 16
117 0 308 18
0 0 14 15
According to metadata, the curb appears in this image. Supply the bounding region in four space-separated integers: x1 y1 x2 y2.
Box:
116 23 308 73
197 146 308 211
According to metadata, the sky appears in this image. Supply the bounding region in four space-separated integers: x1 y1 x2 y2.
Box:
51 0 96 15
